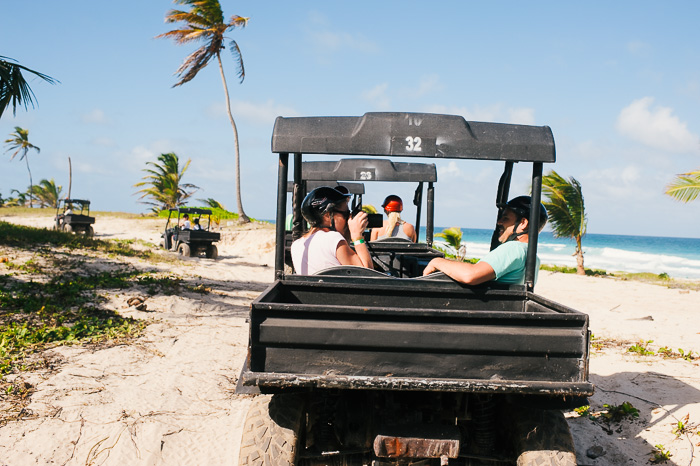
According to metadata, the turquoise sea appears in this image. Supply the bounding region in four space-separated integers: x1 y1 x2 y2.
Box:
423 227 700 280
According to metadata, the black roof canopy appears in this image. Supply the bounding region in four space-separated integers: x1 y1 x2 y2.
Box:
272 112 555 163
287 181 366 194
168 207 213 215
299 158 437 183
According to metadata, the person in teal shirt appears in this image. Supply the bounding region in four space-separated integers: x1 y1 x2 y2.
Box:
423 196 546 285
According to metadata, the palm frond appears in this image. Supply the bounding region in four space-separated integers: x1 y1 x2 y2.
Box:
665 169 700 203
0 57 58 118
228 40 245 82
435 227 463 250
542 170 587 240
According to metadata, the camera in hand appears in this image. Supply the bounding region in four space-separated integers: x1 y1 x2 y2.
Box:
350 203 383 229
366 214 383 229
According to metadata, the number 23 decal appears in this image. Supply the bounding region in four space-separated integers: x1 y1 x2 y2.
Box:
405 136 422 152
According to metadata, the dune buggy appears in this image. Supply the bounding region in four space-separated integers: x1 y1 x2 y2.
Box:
238 112 592 465
54 198 95 237
162 207 220 259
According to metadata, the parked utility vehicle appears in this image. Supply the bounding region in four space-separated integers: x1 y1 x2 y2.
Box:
54 199 95 237
238 113 592 465
162 207 220 258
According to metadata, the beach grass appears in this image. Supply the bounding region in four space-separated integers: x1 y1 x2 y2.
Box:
0 222 171 380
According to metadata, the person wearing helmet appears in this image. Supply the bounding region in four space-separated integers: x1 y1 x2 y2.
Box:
291 186 373 275
370 195 417 242
422 196 547 285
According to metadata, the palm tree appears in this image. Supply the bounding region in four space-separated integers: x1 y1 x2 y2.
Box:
30 178 63 208
4 127 40 208
0 56 58 119
542 170 587 275
435 227 467 261
4 189 29 207
156 0 250 223
665 169 700 203
198 197 226 210
134 152 199 212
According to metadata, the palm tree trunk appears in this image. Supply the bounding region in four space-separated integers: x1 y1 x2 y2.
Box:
25 155 33 208
216 53 249 223
575 236 585 275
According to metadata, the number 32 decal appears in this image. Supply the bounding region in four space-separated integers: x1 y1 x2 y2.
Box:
405 136 422 152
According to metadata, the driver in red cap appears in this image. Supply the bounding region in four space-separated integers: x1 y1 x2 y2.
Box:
423 196 547 285
370 195 417 242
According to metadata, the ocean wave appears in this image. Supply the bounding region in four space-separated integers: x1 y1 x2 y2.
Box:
436 239 700 279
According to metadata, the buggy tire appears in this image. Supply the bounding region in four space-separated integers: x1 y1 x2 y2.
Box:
511 406 576 466
239 394 304 466
63 224 73 233
205 244 218 259
86 226 94 238
177 243 191 257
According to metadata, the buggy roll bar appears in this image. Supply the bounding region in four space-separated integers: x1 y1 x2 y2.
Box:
288 158 437 245
272 112 555 291
168 207 213 215
287 181 365 195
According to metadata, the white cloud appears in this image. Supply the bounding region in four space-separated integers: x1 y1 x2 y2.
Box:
362 83 390 110
437 161 463 179
414 74 442 97
424 104 535 124
82 109 108 124
616 97 699 153
626 40 651 57
207 100 298 124
232 100 299 124
506 108 535 125
305 12 379 55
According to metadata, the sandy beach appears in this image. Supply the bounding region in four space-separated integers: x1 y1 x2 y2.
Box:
1 213 699 465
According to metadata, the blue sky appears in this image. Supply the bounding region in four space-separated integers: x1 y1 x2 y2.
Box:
2 1 699 237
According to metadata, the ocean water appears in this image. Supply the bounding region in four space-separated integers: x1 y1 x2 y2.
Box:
423 227 700 280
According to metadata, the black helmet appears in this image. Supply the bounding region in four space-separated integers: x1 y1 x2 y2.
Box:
498 195 548 230
301 186 351 227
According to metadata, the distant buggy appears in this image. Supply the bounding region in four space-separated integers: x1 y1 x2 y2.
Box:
162 207 220 259
54 199 95 237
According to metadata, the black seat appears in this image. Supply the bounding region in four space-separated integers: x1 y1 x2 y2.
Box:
314 266 393 278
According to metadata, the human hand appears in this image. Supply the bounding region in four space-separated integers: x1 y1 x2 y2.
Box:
348 211 368 239
422 258 440 276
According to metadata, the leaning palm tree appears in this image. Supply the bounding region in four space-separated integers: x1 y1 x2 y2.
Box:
29 178 63 208
134 152 199 212
665 169 700 203
542 170 587 275
0 56 58 119
156 0 250 223
4 127 40 208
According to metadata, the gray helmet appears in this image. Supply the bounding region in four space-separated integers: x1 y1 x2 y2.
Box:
498 195 548 230
301 186 351 227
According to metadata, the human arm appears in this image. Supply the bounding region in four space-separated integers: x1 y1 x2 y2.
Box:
422 257 495 285
336 211 373 268
404 223 417 242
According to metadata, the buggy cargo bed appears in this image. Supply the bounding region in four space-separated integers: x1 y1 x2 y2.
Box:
175 230 220 242
242 274 592 396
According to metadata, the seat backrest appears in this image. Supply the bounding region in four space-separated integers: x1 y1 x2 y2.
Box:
313 266 393 278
